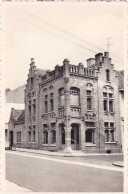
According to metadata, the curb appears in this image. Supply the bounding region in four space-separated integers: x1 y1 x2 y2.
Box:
13 148 124 157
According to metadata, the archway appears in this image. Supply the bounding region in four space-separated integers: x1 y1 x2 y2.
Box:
9 131 13 147
71 124 79 150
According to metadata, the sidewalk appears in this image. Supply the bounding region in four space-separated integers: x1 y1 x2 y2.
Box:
2 180 31 192
15 147 123 157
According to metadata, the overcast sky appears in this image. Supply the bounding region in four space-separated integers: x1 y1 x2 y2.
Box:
3 2 125 90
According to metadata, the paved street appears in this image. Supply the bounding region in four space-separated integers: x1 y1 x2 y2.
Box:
6 151 123 192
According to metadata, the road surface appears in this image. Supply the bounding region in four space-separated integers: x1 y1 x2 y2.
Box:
6 151 123 192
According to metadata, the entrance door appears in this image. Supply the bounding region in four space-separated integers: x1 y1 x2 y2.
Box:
9 131 13 147
71 124 79 150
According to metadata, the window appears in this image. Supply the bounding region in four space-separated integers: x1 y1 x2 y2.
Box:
110 130 114 142
51 123 55 128
109 101 113 112
103 86 114 113
50 93 54 98
43 131 48 144
87 98 92 110
103 92 107 97
103 100 107 111
29 100 31 104
17 132 21 142
109 93 113 98
33 131 35 142
51 130 56 144
44 101 48 113
49 85 53 90
70 87 79 94
28 131 31 142
86 90 91 96
85 122 95 127
50 99 54 112
29 105 31 116
5 129 7 141
31 77 33 86
33 104 36 115
45 95 48 99
85 130 94 143
59 88 65 107
105 130 109 142
104 122 115 142
106 69 110 81
104 122 109 128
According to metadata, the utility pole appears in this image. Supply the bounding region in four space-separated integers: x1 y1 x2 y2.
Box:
106 37 112 53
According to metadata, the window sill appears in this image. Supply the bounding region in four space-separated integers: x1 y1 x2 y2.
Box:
28 142 36 144
85 143 96 147
105 142 116 144
42 144 56 147
87 110 93 112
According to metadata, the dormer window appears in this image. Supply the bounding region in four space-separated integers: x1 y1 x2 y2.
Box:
106 69 110 81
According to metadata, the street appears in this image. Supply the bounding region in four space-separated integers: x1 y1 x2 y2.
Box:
6 151 123 192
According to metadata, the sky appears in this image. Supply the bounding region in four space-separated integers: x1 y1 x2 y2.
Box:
3 2 125 90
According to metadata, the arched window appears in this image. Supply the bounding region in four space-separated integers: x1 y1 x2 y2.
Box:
106 69 110 81
85 129 94 143
43 131 48 144
51 130 56 144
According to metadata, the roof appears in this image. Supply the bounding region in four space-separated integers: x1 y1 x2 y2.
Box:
5 85 25 104
5 103 25 123
11 108 25 124
116 70 124 90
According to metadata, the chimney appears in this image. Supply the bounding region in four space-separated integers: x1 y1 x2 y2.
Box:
104 52 109 58
86 58 95 67
95 53 103 65
31 58 34 63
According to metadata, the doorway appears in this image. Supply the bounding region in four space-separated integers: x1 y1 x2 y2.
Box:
71 124 79 150
9 131 13 147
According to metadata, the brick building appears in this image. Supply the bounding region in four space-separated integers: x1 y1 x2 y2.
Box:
22 52 123 153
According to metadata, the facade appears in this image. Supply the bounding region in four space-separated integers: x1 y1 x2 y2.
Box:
23 52 123 153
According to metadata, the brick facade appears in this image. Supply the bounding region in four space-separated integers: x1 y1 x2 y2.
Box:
20 52 122 153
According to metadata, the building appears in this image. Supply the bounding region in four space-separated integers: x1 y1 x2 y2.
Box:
8 108 25 147
5 86 25 148
21 52 123 153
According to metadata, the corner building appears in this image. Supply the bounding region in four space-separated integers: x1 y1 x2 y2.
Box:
24 52 122 153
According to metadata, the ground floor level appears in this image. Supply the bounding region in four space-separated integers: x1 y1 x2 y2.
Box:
7 120 122 153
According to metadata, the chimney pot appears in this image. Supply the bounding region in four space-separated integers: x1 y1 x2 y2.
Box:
86 58 95 67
